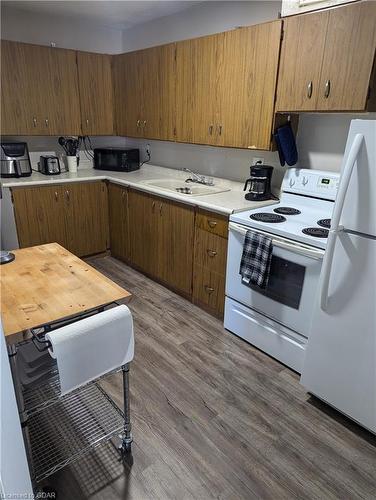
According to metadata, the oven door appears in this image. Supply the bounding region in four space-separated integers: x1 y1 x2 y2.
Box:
226 222 325 337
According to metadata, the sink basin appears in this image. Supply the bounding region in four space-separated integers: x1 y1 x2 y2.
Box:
141 178 230 196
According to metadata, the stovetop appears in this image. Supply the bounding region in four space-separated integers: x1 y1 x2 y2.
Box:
230 192 335 249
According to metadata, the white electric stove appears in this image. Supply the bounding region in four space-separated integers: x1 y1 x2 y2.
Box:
224 168 340 373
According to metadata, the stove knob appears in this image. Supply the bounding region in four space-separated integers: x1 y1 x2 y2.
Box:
289 179 295 188
302 177 308 186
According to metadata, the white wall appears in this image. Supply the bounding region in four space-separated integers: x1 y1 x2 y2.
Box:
1 5 123 53
122 0 281 51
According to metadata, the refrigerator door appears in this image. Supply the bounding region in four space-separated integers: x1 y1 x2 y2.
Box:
301 231 376 433
339 120 376 237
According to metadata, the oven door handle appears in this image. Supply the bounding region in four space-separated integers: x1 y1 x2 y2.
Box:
229 222 324 260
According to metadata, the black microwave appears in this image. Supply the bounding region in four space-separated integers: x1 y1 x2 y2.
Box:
93 148 140 172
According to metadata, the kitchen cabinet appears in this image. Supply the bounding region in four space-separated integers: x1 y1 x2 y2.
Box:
108 183 130 261
193 209 228 318
113 43 176 141
176 21 281 149
276 1 376 112
128 189 194 296
12 182 108 257
12 185 68 248
77 52 114 135
63 182 109 257
1 40 81 135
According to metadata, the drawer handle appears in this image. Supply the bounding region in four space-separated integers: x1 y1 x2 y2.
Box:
307 81 313 99
45 118 49 127
54 191 58 201
33 117 37 127
207 249 217 257
207 220 217 228
86 118 89 126
204 285 215 294
65 190 70 201
324 79 331 99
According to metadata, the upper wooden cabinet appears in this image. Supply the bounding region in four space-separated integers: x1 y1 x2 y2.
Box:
77 52 114 135
175 21 282 149
1 40 81 135
276 1 376 112
113 44 176 141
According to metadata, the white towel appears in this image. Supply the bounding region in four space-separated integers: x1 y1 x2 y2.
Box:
46 305 134 396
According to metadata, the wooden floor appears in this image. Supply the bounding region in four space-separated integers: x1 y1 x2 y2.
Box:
47 256 376 500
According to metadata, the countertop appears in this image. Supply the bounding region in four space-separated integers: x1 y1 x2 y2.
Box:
1 164 277 215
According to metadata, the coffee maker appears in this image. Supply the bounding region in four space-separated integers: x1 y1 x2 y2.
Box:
243 164 274 201
0 142 32 178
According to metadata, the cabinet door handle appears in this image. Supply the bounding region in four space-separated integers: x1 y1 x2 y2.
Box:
45 118 49 127
54 191 58 201
121 190 126 200
152 201 156 212
33 117 37 127
208 124 214 135
143 120 147 128
207 249 217 257
137 119 141 128
86 119 89 126
324 79 331 99
159 203 163 216
217 125 222 136
207 220 217 228
307 81 313 99
204 285 215 294
65 190 70 201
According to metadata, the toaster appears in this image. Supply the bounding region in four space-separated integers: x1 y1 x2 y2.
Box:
38 155 61 175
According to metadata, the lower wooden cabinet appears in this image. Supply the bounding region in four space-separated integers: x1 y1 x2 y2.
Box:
128 189 195 297
108 183 130 261
193 210 228 317
12 181 109 257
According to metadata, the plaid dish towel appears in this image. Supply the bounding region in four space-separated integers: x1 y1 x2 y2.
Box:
239 231 273 288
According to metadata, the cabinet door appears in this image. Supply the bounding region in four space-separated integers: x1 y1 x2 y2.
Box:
128 190 159 277
142 44 176 141
12 186 67 248
1 41 33 134
158 199 195 296
316 2 376 111
113 51 143 137
43 47 81 135
77 52 114 135
63 182 109 257
192 33 223 145
219 21 281 150
175 39 195 143
276 10 329 111
108 183 130 261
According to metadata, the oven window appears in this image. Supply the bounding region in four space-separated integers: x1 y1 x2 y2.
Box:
249 256 306 309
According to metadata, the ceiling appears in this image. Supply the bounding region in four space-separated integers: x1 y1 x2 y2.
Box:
1 1 202 30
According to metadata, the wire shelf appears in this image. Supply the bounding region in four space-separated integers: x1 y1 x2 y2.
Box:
28 382 125 483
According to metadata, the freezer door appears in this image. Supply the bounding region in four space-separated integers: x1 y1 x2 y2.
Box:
301 232 376 433
340 120 376 236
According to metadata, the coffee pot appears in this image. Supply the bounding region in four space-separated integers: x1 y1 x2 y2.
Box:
243 165 274 201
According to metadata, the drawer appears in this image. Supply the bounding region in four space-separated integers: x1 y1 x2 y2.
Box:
194 229 227 275
193 265 225 317
196 209 228 238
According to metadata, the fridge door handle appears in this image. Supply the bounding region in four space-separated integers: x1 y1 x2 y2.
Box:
330 133 363 232
319 133 364 311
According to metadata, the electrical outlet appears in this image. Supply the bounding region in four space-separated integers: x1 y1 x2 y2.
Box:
252 157 264 166
146 144 151 156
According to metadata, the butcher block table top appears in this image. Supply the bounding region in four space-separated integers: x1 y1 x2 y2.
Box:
1 243 131 343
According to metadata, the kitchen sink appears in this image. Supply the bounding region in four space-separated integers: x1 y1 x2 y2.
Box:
141 178 230 196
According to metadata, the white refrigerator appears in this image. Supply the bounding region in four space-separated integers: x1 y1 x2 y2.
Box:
301 119 376 433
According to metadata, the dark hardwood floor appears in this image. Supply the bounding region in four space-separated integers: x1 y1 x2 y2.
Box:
46 256 376 499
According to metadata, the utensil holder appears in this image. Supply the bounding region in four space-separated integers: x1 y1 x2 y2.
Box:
67 156 77 173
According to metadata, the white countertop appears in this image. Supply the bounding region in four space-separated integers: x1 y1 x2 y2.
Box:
1 164 277 215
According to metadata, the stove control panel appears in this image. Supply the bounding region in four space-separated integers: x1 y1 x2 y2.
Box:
282 168 340 201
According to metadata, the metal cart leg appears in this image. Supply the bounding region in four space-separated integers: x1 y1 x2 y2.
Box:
119 363 133 463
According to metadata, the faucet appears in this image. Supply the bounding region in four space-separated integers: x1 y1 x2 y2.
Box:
182 168 214 186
